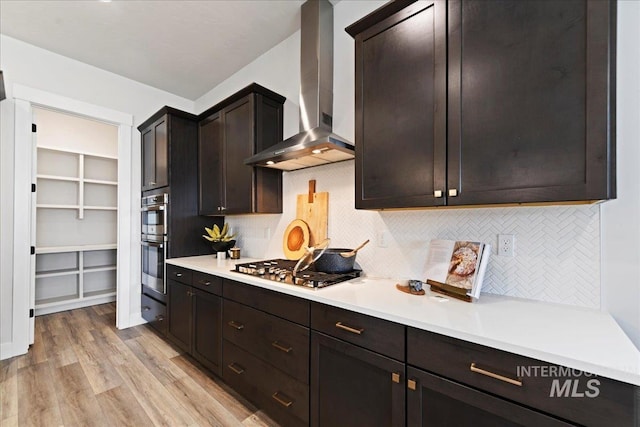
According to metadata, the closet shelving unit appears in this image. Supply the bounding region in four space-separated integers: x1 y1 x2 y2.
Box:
34 145 118 315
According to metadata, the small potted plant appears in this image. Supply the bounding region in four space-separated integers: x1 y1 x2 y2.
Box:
202 223 236 256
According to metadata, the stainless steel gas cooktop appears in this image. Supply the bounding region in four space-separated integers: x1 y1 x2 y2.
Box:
233 259 361 290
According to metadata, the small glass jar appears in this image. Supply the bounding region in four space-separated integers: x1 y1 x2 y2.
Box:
229 247 241 259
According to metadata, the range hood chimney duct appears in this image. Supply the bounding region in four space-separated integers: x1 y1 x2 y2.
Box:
244 0 354 171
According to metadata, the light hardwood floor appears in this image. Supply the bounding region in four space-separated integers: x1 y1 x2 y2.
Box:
0 303 279 427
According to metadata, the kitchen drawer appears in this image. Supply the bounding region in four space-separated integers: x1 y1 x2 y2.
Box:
407 328 639 427
192 271 222 296
311 302 405 361
141 293 166 335
223 279 309 325
223 299 309 383
166 265 192 285
223 340 309 427
407 366 573 427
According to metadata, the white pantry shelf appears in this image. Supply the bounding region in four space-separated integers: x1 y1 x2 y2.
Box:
37 174 80 182
36 244 117 254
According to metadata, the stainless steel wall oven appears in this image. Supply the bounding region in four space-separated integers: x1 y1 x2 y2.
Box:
141 193 168 297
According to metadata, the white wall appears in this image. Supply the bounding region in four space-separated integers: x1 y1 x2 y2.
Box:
0 34 194 352
195 0 640 348
601 0 640 348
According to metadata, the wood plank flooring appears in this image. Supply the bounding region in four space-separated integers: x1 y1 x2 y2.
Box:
0 303 279 427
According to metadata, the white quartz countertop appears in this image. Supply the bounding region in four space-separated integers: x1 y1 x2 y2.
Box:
167 255 640 386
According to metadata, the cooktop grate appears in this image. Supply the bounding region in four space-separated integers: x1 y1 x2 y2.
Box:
233 259 361 289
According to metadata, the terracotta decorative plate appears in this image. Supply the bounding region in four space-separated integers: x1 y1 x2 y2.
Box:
283 219 310 260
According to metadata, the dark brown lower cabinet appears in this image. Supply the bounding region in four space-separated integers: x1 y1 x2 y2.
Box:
223 341 309 427
167 279 192 352
167 277 223 376
310 331 405 427
141 293 166 335
406 367 573 427
191 288 222 375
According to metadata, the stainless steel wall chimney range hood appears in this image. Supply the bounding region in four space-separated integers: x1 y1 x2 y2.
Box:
244 0 354 171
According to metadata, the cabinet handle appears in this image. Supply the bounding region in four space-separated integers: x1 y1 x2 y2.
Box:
175 273 183 277
198 280 211 286
407 379 417 390
448 188 458 197
391 372 401 383
271 341 293 353
149 181 156 185
220 206 227 211
228 363 245 375
227 320 244 330
335 321 364 335
186 290 195 297
434 190 443 198
142 306 151 312
470 363 522 387
271 391 293 408
155 315 164 322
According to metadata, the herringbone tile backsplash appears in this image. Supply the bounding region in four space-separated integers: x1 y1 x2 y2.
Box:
228 161 600 309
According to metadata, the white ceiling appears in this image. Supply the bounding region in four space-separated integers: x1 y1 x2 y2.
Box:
0 0 306 100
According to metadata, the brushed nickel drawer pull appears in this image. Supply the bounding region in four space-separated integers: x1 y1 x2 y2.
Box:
271 391 293 408
470 363 522 387
335 321 364 335
175 273 182 277
198 280 211 286
227 320 244 330
392 372 400 383
271 341 293 353
155 315 164 322
228 363 245 375
142 306 151 312
407 379 417 390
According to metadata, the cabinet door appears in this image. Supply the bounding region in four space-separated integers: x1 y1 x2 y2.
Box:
192 289 222 376
310 332 405 427
198 112 224 215
142 117 168 191
406 367 573 427
354 0 446 209
166 279 192 353
447 0 615 205
223 96 255 214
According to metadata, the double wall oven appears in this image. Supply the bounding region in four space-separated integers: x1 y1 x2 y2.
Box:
141 193 168 299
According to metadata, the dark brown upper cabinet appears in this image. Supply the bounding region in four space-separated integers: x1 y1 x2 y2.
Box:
140 114 169 191
347 0 616 209
198 84 285 215
347 0 447 209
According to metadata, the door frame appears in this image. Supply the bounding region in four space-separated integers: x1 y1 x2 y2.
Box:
11 84 134 356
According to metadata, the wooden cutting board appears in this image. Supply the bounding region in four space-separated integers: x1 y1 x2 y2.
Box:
296 180 328 247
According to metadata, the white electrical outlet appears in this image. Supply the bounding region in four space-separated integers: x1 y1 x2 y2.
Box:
498 234 515 257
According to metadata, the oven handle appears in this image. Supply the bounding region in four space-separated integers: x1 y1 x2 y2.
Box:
141 241 164 248
141 205 165 212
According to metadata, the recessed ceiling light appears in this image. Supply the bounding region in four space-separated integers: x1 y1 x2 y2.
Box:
312 149 323 154
266 161 275 165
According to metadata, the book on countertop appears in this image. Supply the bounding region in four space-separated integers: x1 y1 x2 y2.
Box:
424 239 491 302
